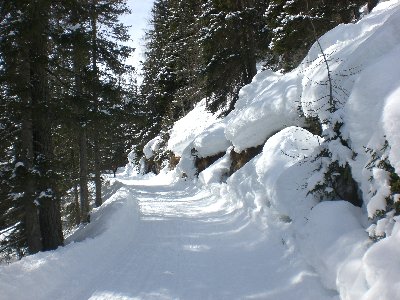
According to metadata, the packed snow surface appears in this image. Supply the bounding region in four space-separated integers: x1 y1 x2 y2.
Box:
0 170 339 300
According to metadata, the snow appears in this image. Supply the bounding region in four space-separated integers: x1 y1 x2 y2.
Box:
3 1 400 299
143 136 162 159
297 201 370 296
198 149 231 185
192 120 230 158
383 87 400 175
367 168 391 218
362 217 400 300
0 175 336 300
167 99 218 157
224 69 304 152
341 5 400 217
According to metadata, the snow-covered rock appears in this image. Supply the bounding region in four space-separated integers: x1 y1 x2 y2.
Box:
192 120 231 158
224 70 304 152
167 99 219 156
143 136 162 159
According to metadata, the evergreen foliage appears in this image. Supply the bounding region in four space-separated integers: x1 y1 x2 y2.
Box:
0 0 137 261
265 0 366 71
199 0 269 114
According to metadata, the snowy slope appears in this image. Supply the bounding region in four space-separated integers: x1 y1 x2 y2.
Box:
159 1 400 298
2 1 400 300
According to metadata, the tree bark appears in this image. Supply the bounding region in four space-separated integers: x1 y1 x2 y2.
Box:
79 126 90 223
23 197 42 253
94 139 102 207
29 0 64 250
91 0 102 207
38 198 64 250
20 53 43 254
74 182 81 225
71 6 91 223
21 114 42 253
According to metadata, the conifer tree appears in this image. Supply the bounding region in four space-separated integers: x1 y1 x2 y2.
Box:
0 0 135 259
265 0 365 71
199 0 269 114
0 0 64 254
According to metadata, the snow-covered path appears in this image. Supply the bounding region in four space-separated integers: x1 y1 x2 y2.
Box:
0 176 337 300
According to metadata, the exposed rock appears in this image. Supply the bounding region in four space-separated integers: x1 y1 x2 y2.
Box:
229 145 263 175
194 150 225 175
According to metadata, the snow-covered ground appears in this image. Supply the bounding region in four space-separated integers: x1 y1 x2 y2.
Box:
0 126 388 299
2 1 400 299
0 171 340 300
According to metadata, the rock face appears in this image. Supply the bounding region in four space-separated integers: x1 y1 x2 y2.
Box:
229 145 263 175
333 164 362 207
194 151 225 175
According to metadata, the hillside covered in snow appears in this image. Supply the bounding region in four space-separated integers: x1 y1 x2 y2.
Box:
1 1 400 299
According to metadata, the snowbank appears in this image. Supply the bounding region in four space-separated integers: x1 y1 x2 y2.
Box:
143 136 162 159
167 99 218 156
295 0 400 218
0 184 140 300
224 70 304 152
198 150 231 185
298 201 369 298
192 120 231 158
362 217 400 300
383 87 400 175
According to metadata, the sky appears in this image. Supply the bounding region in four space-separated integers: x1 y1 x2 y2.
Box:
121 0 154 72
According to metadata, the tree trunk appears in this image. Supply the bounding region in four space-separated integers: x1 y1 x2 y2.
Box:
70 148 81 225
79 126 90 223
38 198 64 250
20 57 43 254
21 115 42 253
91 0 102 207
94 139 102 207
71 6 91 223
24 200 42 254
29 0 64 250
74 182 81 225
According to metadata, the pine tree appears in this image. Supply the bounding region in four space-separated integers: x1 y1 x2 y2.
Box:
50 0 133 221
265 0 365 71
199 0 269 114
0 0 64 254
0 0 135 258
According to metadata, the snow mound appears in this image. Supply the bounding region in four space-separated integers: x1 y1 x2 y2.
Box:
362 217 400 300
198 149 231 185
167 99 218 156
192 120 230 158
341 5 400 217
258 127 321 220
143 136 162 159
383 87 400 175
224 70 304 152
0 184 140 300
298 201 369 297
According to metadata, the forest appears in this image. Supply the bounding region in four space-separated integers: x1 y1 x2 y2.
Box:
0 0 381 262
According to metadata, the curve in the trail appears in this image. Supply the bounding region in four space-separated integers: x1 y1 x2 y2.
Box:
0 177 337 300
